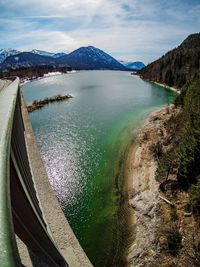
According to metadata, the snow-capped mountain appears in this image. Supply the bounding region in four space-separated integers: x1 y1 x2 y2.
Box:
0 49 20 63
121 61 145 70
58 46 126 70
0 46 127 71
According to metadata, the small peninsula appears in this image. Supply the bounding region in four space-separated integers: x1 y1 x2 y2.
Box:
27 94 72 112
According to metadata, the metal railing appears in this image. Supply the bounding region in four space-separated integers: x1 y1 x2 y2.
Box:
0 78 68 267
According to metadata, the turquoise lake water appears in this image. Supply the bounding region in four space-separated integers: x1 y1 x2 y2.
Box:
22 71 175 266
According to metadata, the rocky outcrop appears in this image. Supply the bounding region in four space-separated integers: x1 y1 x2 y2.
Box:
126 98 200 267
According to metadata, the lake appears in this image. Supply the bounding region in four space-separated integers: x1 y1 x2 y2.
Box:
22 71 175 266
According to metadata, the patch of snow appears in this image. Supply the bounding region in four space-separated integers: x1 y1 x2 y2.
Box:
43 71 62 77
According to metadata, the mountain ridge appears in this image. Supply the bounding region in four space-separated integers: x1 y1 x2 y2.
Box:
31 49 67 58
0 46 127 71
0 52 70 70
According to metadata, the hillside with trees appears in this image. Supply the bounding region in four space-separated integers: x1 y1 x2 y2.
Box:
139 33 200 266
0 65 72 80
139 33 200 89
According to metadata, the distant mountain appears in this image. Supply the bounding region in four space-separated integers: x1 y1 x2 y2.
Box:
0 49 20 63
122 61 145 70
139 33 200 88
58 46 126 70
0 46 127 71
0 52 69 70
31 49 67 58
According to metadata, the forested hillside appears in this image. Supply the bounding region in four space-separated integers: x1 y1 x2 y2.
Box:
139 33 200 89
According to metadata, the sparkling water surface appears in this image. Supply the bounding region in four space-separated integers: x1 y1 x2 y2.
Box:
22 71 175 266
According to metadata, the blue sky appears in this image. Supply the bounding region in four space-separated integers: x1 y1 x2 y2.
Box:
0 0 200 63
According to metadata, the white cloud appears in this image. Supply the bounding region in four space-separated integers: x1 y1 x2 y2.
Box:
6 21 193 63
3 0 106 18
1 0 200 63
15 30 78 52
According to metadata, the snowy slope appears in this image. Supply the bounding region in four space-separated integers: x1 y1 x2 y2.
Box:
31 50 67 58
31 49 55 57
53 52 67 58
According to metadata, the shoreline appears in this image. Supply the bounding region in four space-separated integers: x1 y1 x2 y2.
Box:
122 104 177 266
20 70 77 86
132 74 181 94
115 106 165 265
151 81 181 94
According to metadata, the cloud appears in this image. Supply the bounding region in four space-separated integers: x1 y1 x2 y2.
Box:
16 30 79 52
1 0 104 19
0 0 200 63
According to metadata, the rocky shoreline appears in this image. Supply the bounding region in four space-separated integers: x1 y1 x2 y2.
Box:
124 104 178 266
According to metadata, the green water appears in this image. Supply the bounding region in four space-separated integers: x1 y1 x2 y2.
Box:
22 71 175 266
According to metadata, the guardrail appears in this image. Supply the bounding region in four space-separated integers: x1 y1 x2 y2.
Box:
0 78 68 267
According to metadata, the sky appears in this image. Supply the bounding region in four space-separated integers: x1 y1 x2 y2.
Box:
0 0 200 64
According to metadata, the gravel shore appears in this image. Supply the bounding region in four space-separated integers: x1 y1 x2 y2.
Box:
124 105 176 266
